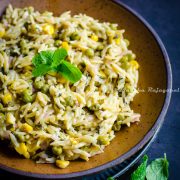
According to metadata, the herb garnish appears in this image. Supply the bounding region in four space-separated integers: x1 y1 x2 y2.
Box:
131 155 148 180
146 154 169 180
131 154 169 180
32 48 82 83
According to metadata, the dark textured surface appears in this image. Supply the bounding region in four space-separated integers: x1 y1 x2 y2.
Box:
119 0 180 180
0 0 179 179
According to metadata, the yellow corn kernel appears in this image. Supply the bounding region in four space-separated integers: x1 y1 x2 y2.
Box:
130 60 139 69
70 138 78 145
2 93 12 104
15 143 30 159
21 123 33 133
0 25 5 38
56 160 70 169
61 41 69 50
42 24 54 35
6 113 16 125
115 38 121 45
91 34 98 42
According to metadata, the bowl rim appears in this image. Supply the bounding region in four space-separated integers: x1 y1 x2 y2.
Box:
0 0 172 179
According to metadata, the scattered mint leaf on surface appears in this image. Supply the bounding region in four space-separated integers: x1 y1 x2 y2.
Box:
146 154 169 180
57 60 82 83
131 155 148 180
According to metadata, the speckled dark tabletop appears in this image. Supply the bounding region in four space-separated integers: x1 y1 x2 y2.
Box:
0 0 179 179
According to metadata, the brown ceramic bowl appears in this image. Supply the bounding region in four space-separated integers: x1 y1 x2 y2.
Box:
0 0 172 179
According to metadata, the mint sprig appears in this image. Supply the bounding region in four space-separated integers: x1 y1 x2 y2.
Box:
130 154 169 180
32 48 82 83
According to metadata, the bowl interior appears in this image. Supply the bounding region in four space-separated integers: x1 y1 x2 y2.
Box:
0 0 167 176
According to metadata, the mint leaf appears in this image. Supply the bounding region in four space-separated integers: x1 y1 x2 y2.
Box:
32 48 82 83
52 48 67 67
57 60 82 83
107 177 115 180
146 154 169 180
32 50 54 66
40 50 54 65
131 155 148 180
32 64 52 77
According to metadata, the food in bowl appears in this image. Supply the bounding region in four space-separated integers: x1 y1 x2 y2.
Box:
0 4 140 168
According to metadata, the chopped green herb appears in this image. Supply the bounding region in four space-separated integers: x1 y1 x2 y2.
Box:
32 48 82 83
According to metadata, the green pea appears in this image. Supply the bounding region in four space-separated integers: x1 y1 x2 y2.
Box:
121 55 129 62
54 40 61 47
0 103 3 110
16 134 25 142
125 84 133 93
88 104 100 111
121 62 129 70
117 114 124 121
41 84 49 93
120 55 130 70
0 113 5 121
98 136 109 145
112 121 121 131
52 146 62 155
85 49 94 57
65 96 74 106
70 32 80 40
127 54 134 61
22 90 33 103
97 44 104 51
34 81 44 90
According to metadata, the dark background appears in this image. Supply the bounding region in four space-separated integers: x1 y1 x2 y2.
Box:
0 0 179 179
119 0 180 179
